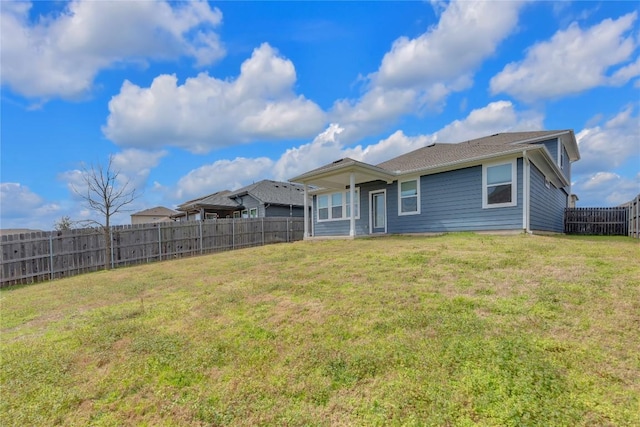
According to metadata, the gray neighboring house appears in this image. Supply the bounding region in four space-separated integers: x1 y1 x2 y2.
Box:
173 180 308 221
290 130 580 238
130 206 178 225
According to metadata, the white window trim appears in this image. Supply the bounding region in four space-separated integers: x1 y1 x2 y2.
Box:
482 159 517 209
398 177 421 216
316 188 360 222
249 207 258 218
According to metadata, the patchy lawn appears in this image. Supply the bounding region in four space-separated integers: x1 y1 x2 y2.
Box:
1 234 639 426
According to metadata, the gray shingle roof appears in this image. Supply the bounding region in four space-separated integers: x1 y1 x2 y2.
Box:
132 206 178 216
376 131 569 173
177 190 237 210
229 180 306 206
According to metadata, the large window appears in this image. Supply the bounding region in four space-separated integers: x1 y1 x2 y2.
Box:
317 189 359 221
318 195 329 220
483 160 517 208
398 178 420 215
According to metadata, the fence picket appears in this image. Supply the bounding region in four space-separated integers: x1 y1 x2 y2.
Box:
564 207 628 236
1 218 304 286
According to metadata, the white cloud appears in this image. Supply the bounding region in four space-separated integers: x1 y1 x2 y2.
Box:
434 101 544 143
345 131 436 166
169 101 543 202
174 157 275 201
490 12 639 101
573 172 640 206
272 123 346 182
103 43 326 153
332 0 525 142
0 183 44 216
111 149 168 192
1 0 224 100
574 105 640 175
375 1 523 91
0 183 61 230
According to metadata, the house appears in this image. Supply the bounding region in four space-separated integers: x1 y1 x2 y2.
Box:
130 206 178 225
173 180 308 221
289 130 580 238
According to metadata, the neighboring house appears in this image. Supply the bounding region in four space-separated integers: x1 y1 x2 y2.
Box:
130 206 178 225
173 190 238 221
173 180 307 221
289 130 580 238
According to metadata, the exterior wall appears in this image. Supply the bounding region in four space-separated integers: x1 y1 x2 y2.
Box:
265 205 305 218
529 163 568 233
311 159 525 236
388 161 523 233
538 138 558 163
238 196 261 216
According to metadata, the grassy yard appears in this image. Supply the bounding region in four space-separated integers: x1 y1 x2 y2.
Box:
1 233 639 426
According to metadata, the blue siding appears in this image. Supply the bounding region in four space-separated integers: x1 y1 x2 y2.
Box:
240 196 261 216
386 161 523 233
539 138 558 163
265 205 304 217
529 164 567 232
311 160 525 236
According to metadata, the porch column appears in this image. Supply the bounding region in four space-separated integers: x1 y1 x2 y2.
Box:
349 172 356 237
303 183 309 239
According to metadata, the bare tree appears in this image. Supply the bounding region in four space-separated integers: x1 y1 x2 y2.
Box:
72 156 139 269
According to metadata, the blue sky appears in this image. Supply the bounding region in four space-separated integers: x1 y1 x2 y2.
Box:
1 0 639 231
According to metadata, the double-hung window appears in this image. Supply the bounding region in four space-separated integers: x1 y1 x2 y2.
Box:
483 160 517 208
399 178 420 215
331 193 343 219
318 195 329 220
317 189 360 221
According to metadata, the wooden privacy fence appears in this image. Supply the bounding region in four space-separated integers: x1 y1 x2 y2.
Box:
564 207 628 236
627 194 639 239
1 217 304 287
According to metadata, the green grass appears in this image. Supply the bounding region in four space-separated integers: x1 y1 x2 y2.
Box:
1 234 639 426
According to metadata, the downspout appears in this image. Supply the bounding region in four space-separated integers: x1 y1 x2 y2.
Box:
522 151 531 233
303 183 309 239
349 173 356 237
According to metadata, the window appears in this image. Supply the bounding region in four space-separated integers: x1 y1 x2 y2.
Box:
241 209 248 218
483 160 517 208
399 178 420 215
318 195 329 220
317 189 360 221
233 211 241 219
249 208 258 218
331 193 343 219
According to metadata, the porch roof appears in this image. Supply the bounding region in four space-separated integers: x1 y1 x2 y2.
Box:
289 157 395 190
